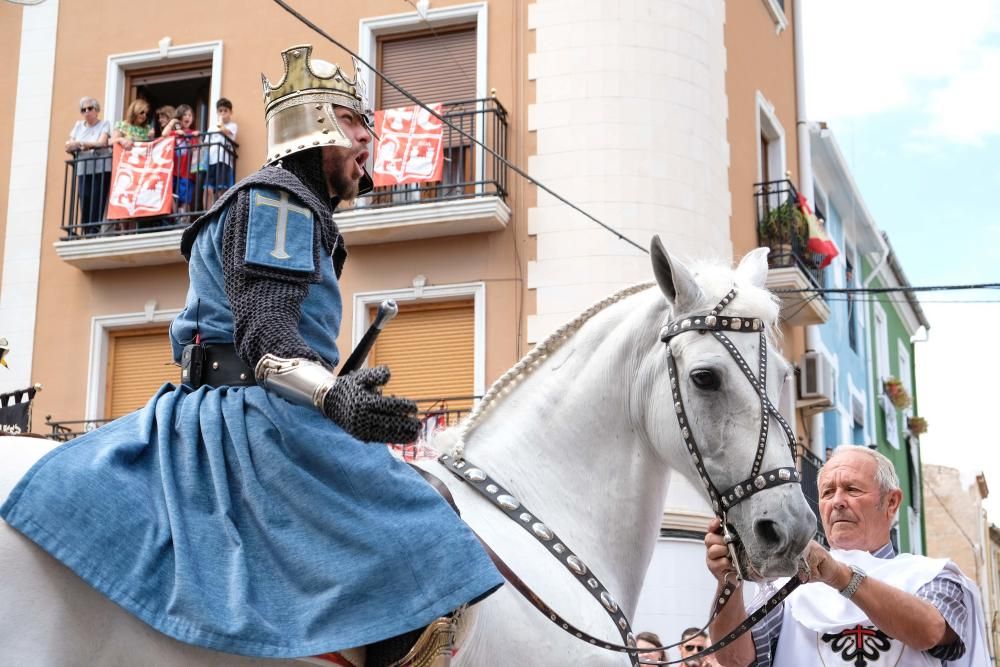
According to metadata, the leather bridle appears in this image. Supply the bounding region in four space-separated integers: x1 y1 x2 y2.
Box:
436 286 808 665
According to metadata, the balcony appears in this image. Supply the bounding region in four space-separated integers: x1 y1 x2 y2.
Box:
796 443 828 546
55 131 238 270
44 395 478 444
754 179 831 326
338 98 511 245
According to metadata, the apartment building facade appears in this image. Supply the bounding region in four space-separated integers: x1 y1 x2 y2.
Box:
1 0 922 649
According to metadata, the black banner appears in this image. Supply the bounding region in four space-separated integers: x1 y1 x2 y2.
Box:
0 387 37 435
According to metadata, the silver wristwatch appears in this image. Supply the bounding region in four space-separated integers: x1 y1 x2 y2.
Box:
839 565 866 600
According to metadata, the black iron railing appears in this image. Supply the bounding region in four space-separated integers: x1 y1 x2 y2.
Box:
357 98 508 209
754 179 824 289
796 443 828 546
44 395 480 444
44 416 113 442
60 131 238 240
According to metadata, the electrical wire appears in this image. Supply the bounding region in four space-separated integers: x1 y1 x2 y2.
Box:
773 282 1000 294
272 0 649 254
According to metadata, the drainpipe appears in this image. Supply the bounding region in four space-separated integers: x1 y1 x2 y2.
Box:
792 0 824 457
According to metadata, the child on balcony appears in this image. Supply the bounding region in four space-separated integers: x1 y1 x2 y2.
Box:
205 98 238 207
161 104 198 219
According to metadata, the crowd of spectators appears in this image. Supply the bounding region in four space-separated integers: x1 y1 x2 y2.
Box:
65 95 238 234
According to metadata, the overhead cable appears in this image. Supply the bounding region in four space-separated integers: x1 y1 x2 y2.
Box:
272 0 648 253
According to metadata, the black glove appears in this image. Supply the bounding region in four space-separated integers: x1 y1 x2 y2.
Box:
323 365 420 443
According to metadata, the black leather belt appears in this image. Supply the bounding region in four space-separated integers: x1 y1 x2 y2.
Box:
180 343 257 389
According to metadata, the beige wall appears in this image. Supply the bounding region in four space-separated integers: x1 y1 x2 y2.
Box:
28 0 533 423
724 1 804 431
725 0 800 261
923 464 984 581
0 3 23 280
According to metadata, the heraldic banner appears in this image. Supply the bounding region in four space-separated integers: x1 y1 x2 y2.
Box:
107 137 175 220
0 386 37 436
373 103 445 187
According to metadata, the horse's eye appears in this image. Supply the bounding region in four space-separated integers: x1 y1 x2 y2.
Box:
690 369 721 391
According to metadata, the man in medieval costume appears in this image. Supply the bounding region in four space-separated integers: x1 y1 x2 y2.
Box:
705 445 988 666
0 45 502 666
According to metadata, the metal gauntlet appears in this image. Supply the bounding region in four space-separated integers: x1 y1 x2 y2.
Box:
255 354 336 410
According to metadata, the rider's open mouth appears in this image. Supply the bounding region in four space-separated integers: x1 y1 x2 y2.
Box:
355 151 369 167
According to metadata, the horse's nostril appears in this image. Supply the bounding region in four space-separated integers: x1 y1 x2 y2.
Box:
754 518 785 549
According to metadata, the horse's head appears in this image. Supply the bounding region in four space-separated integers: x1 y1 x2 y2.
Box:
642 236 815 579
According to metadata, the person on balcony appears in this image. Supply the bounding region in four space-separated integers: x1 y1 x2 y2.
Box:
160 104 199 218
204 97 237 207
704 445 988 666
153 104 175 139
65 96 112 234
110 99 152 150
0 44 501 667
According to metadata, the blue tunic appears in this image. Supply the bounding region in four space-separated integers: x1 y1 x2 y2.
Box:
0 187 502 657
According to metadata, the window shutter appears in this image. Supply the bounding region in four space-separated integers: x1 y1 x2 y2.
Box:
377 27 477 109
369 300 475 412
106 328 176 418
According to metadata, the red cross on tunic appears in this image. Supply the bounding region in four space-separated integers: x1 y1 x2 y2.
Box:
842 625 879 650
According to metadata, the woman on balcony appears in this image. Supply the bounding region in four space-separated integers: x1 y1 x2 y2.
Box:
110 99 152 150
65 96 111 235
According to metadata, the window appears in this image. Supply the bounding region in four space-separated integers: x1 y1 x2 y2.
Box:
376 27 476 110
846 253 858 352
370 300 476 414
756 93 786 185
125 61 213 134
874 303 889 382
105 327 176 418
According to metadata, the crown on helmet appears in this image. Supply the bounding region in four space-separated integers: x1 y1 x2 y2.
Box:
261 44 374 175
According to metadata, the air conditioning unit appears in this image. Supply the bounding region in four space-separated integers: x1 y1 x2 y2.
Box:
799 350 835 405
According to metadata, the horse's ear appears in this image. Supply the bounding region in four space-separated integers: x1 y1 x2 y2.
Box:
651 235 703 312
736 247 771 290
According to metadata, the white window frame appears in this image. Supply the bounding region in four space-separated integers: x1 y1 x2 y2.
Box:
756 91 786 184
897 340 912 395
86 304 182 420
760 0 788 34
352 281 486 398
359 3 488 192
874 302 889 383
105 40 224 127
907 506 923 555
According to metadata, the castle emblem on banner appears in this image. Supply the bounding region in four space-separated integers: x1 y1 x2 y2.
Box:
372 103 445 187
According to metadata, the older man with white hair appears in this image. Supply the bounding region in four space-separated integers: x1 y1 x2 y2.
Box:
705 444 988 666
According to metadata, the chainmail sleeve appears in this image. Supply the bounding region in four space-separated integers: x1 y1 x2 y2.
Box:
221 189 326 368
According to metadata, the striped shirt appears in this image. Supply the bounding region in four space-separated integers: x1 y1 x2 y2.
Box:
751 543 968 666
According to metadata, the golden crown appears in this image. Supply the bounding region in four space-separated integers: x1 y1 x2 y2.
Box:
261 44 365 114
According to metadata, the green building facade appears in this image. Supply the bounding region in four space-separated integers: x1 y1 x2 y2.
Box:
862 234 930 555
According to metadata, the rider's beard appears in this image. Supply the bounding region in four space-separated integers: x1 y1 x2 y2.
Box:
324 146 361 201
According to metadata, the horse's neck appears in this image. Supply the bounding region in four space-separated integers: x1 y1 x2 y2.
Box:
461 294 669 613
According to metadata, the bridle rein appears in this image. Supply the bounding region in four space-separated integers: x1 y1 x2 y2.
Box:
437 286 807 665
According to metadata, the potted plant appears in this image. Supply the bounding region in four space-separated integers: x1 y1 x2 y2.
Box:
907 416 928 435
759 199 808 258
883 377 912 410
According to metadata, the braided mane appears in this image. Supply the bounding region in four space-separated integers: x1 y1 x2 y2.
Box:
448 282 656 459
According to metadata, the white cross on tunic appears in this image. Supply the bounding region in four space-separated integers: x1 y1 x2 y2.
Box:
254 190 311 260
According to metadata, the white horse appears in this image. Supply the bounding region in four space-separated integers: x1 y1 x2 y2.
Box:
0 239 815 666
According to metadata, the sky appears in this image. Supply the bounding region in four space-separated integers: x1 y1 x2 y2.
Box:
801 0 1000 518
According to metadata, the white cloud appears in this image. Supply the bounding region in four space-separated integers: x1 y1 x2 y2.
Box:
803 0 1000 143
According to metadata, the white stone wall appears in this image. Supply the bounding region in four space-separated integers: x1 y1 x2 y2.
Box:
0 1 59 393
635 474 717 645
527 0 732 342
